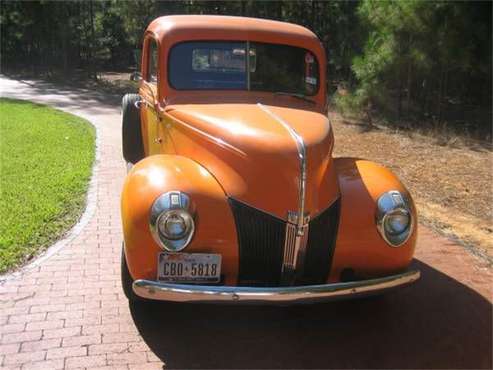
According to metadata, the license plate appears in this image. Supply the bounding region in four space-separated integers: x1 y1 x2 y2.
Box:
157 253 221 283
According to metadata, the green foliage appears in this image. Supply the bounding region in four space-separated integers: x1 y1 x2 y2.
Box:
0 99 95 273
0 0 361 82
338 0 491 137
333 91 359 117
0 1 490 136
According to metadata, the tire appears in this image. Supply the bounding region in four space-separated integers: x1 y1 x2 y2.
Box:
122 93 144 164
121 245 142 302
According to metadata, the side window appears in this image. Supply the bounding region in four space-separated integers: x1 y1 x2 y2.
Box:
146 39 158 83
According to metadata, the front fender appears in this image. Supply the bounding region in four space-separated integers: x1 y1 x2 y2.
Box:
121 155 238 284
329 158 417 282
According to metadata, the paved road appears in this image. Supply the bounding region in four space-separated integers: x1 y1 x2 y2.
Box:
0 76 491 369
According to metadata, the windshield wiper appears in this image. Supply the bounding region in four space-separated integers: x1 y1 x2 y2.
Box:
274 91 316 104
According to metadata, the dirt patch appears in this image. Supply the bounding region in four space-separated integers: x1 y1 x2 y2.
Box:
330 112 493 262
96 72 139 96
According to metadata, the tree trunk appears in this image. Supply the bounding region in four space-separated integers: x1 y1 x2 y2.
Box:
240 0 246 16
89 0 97 80
406 34 413 120
420 78 428 118
437 64 447 125
366 100 374 129
397 66 403 121
442 67 449 123
276 1 282 20
396 42 403 121
438 16 448 125
61 3 69 77
406 61 412 119
311 1 316 30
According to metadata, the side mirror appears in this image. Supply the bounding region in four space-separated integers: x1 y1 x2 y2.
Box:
130 72 142 82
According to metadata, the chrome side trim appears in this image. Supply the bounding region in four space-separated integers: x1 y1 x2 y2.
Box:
133 270 420 304
257 103 309 281
163 111 247 158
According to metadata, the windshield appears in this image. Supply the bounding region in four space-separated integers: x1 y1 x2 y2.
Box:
168 41 319 96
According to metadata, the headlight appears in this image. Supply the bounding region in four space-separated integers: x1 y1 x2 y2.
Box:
157 209 193 240
384 208 410 235
376 190 413 247
150 191 195 252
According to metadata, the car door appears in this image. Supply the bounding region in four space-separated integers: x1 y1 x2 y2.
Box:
140 37 162 156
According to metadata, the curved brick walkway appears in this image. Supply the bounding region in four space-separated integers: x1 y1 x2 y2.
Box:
0 76 491 369
0 77 160 370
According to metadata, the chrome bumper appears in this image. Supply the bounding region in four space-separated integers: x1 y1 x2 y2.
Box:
132 270 420 304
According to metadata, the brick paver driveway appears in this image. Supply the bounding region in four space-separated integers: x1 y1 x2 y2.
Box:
0 76 491 369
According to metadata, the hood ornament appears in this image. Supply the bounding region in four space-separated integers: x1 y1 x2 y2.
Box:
282 211 310 284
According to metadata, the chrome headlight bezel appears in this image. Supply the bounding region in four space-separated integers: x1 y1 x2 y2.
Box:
149 191 195 252
376 190 414 247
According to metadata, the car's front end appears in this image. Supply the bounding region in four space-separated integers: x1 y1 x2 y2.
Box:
120 15 419 304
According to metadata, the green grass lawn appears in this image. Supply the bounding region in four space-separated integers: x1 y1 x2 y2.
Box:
0 98 95 273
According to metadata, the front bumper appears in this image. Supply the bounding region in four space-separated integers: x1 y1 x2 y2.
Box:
132 270 420 304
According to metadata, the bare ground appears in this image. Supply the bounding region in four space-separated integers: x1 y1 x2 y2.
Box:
330 112 493 262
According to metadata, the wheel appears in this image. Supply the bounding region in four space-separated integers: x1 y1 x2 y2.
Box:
121 244 142 302
121 93 144 164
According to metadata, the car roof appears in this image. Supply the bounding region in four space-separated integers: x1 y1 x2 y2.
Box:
146 15 322 50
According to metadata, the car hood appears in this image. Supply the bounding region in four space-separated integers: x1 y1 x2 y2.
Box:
165 103 339 220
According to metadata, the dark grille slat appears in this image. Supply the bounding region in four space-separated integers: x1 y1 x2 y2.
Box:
229 197 341 287
301 198 341 284
228 199 285 286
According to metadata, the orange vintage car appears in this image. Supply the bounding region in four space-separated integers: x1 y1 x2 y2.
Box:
120 15 420 303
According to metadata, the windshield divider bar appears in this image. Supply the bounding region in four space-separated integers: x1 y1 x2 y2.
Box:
246 40 250 91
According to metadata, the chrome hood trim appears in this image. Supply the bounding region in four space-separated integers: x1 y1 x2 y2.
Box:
256 103 307 234
257 103 309 282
